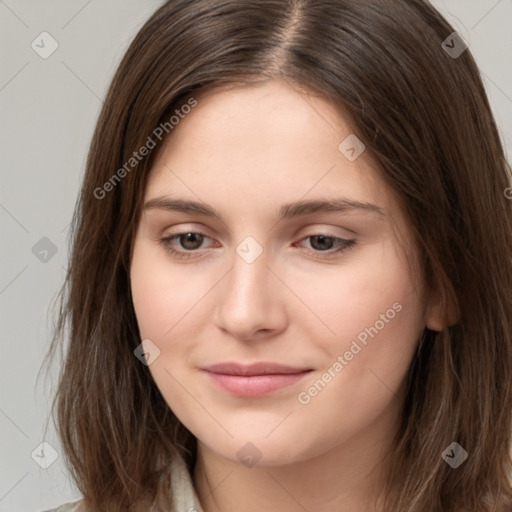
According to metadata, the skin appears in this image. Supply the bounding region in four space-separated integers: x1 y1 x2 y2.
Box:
130 79 445 512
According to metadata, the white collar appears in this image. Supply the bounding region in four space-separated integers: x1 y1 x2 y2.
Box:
169 454 205 512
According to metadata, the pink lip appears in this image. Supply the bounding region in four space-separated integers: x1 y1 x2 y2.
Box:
202 362 313 397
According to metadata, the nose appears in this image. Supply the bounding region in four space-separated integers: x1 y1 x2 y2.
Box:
214 243 287 341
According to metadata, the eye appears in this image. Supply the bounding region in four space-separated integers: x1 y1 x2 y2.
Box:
159 232 214 259
159 232 356 260
295 234 356 258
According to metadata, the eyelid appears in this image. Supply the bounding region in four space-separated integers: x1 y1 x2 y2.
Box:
161 226 351 246
295 223 357 238
159 229 356 260
161 222 354 240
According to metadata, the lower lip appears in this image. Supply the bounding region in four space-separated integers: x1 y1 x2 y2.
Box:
204 371 312 397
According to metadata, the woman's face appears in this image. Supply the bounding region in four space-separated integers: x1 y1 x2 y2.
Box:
130 80 439 467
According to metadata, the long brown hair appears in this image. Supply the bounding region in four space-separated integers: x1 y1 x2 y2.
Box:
47 1 512 510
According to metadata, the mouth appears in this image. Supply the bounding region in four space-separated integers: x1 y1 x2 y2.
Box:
201 362 313 397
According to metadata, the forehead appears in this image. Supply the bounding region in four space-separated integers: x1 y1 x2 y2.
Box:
144 80 402 229
166 80 352 161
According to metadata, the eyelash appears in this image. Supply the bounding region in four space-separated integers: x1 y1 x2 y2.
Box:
159 231 356 260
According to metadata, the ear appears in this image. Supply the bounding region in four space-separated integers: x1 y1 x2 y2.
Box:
425 284 460 331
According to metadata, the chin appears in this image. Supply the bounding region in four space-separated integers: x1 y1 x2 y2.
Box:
198 430 317 468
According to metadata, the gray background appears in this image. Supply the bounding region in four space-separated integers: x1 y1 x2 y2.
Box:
1 1 511 510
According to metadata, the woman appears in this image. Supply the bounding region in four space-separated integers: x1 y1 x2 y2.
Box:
45 0 512 510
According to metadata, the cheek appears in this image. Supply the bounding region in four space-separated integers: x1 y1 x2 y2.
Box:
130 240 211 342
289 236 425 418
288 236 423 349
130 240 209 410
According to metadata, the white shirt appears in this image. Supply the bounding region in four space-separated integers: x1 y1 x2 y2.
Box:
42 453 204 512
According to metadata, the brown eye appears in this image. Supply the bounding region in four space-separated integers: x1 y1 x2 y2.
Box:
296 234 356 258
159 232 212 260
308 235 336 251
175 232 205 250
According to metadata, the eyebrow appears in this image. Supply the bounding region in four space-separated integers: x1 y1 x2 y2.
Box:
144 196 385 221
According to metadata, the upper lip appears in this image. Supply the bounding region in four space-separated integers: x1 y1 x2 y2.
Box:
202 362 312 376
